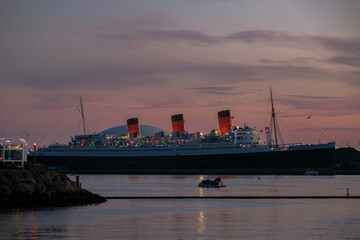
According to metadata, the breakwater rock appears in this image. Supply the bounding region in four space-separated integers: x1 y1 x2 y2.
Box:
0 163 106 209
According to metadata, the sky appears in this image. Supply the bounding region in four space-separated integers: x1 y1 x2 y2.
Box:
0 0 359 149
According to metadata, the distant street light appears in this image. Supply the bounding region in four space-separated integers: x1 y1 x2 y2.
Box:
6 140 11 161
34 143 37 164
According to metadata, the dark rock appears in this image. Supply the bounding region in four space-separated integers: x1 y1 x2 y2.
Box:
45 191 52 200
5 171 19 184
34 183 46 194
47 171 58 182
22 170 33 179
0 176 12 186
22 177 36 185
12 183 35 197
33 174 46 185
33 163 46 175
44 173 52 186
0 185 11 200
0 166 106 209
51 181 67 194
66 180 79 192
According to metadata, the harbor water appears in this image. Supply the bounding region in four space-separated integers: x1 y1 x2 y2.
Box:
1 175 360 239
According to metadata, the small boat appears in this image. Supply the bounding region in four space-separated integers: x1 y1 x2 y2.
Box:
305 169 319 175
198 177 226 188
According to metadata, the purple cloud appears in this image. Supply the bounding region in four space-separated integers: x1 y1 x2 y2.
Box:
186 86 238 95
24 64 167 90
95 29 221 46
260 57 317 65
325 56 360 67
91 23 360 55
142 30 221 44
313 36 360 55
289 95 342 100
343 71 360 85
226 30 305 44
21 61 330 91
226 30 360 55
280 95 360 117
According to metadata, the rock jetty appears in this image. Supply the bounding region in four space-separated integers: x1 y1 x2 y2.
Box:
0 163 106 209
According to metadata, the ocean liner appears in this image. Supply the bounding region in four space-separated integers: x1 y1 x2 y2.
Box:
27 89 336 174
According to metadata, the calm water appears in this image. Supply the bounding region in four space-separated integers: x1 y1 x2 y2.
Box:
1 175 360 240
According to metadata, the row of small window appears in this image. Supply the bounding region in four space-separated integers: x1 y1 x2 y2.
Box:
237 137 260 140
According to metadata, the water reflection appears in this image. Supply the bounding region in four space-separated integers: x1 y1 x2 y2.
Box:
124 216 141 240
197 211 205 236
10 210 37 240
27 212 38 240
10 209 25 240
198 188 204 197
73 174 360 198
198 175 205 197
31 228 37 240
3 209 69 240
1 175 360 240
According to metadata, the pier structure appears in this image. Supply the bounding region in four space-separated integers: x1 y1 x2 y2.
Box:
0 137 27 168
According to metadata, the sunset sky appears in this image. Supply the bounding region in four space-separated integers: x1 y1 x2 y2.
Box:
0 0 359 149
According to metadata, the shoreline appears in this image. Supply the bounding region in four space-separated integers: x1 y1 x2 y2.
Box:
63 169 359 175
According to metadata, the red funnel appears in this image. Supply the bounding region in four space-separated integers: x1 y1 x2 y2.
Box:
127 118 141 137
171 114 185 136
218 110 232 136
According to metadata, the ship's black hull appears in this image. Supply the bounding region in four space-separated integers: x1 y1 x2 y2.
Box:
27 147 335 174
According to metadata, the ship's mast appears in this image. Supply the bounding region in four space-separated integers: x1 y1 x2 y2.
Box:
80 96 87 135
270 87 278 146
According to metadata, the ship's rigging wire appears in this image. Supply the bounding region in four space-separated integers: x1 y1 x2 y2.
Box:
83 90 266 109
41 89 335 146
273 91 335 142
74 116 83 139
281 114 329 142
74 106 91 136
273 98 328 143
269 116 284 145
41 91 264 145
252 99 271 129
42 102 78 146
266 88 284 146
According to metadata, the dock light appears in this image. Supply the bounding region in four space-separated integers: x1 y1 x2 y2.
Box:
33 143 37 164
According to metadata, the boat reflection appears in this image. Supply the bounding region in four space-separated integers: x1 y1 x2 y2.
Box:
197 211 205 236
